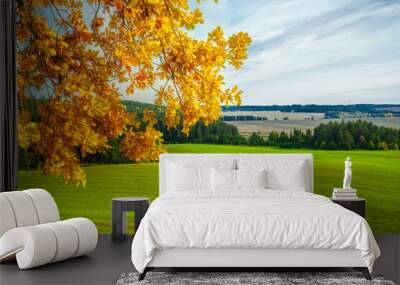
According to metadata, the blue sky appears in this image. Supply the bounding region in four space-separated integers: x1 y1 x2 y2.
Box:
130 0 400 105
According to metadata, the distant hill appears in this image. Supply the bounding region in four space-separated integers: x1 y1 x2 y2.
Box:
221 104 400 115
124 101 400 113
122 101 400 119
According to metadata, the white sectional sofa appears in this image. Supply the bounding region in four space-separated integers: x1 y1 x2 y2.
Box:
0 189 98 269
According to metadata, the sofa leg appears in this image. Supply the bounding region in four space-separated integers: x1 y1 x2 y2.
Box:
354 267 371 280
138 268 148 281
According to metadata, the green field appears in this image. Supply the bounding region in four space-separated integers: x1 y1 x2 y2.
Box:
227 117 400 136
18 144 400 233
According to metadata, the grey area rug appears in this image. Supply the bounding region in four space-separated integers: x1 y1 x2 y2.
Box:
116 272 396 285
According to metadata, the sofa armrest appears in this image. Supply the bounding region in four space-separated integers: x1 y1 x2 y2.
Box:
0 226 57 268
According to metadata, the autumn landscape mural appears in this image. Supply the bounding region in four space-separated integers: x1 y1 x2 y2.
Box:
17 0 400 233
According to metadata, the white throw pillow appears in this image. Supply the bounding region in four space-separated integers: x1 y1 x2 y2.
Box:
237 159 309 191
167 163 212 191
211 168 237 190
167 158 236 171
266 162 307 191
236 169 267 189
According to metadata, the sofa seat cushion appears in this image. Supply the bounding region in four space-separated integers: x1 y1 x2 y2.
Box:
0 218 97 269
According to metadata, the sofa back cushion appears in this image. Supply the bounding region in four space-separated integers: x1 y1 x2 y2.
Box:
0 196 17 237
0 189 60 238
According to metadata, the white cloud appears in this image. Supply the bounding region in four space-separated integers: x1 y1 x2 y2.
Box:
187 0 400 104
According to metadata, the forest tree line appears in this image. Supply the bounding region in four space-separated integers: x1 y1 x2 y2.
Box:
249 120 400 150
18 101 400 169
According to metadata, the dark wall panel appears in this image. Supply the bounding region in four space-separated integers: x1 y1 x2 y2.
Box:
0 0 17 192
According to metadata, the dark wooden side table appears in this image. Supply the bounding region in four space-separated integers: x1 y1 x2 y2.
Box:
112 197 150 242
332 198 366 218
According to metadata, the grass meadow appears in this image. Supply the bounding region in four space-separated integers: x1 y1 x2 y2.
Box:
18 144 400 233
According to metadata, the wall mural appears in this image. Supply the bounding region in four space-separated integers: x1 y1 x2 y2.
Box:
17 0 400 233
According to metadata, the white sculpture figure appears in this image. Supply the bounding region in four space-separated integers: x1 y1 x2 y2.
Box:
343 157 352 189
